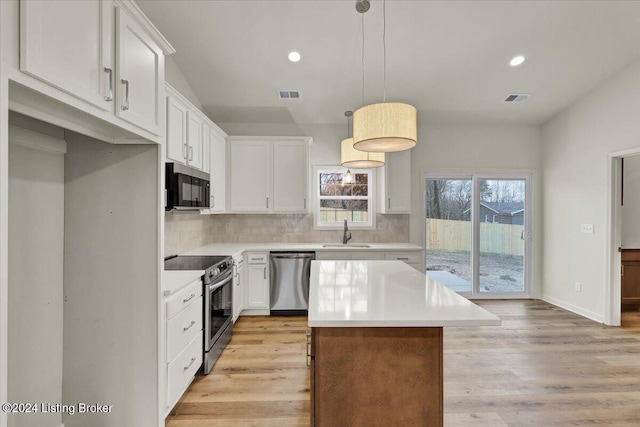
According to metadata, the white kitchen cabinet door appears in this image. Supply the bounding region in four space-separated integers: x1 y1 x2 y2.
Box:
273 141 308 212
20 0 114 112
233 260 245 321
229 141 271 212
116 6 163 136
208 128 227 212
202 123 211 174
378 150 411 214
245 264 269 310
166 96 188 164
186 112 203 170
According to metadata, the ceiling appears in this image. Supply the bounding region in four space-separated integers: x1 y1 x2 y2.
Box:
138 0 640 126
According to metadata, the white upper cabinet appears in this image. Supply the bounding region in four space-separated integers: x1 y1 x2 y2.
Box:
186 112 203 170
207 126 227 212
19 0 173 139
20 0 114 112
273 141 308 212
229 140 272 212
378 150 411 214
228 137 311 214
115 6 163 135
166 96 188 164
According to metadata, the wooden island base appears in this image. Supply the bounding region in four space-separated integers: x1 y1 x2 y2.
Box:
310 327 443 427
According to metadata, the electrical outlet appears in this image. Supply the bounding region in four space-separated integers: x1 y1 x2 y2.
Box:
581 224 594 234
574 282 582 292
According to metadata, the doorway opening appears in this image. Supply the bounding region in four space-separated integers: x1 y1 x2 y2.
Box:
607 150 640 326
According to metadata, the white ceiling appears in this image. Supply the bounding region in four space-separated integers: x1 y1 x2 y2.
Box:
138 0 640 126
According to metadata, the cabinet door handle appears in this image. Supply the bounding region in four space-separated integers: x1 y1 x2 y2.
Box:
121 79 129 110
104 67 113 102
264 267 266 279
211 195 214 208
183 357 196 371
388 198 391 209
183 320 196 332
622 264 624 276
266 197 269 208
182 293 196 303
397 257 409 261
189 146 194 161
304 198 306 209
183 143 188 160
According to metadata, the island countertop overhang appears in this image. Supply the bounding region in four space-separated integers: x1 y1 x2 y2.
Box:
308 260 501 328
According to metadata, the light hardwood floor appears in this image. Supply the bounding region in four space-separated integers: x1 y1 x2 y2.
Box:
166 301 640 426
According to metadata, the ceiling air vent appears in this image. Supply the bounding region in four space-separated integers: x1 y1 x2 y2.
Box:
504 93 530 103
278 90 301 99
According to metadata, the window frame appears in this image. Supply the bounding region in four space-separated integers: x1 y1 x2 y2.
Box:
313 165 376 230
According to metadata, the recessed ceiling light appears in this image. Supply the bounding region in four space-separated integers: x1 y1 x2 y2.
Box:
288 51 301 63
510 55 525 67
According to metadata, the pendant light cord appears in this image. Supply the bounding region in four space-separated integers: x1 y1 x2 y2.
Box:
361 12 365 106
383 0 386 102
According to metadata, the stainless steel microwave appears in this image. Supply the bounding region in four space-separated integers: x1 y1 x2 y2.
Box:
165 163 210 210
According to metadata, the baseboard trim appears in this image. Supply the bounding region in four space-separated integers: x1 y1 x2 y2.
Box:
541 294 604 323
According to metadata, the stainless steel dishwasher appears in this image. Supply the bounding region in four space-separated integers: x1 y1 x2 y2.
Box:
270 252 315 315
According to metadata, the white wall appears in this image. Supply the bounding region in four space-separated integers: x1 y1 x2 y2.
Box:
63 133 160 427
408 121 543 294
165 56 203 111
8 127 65 427
541 59 640 322
621 154 640 248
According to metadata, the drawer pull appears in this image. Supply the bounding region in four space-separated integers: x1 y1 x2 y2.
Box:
397 257 409 260
183 357 196 371
183 320 196 332
183 293 196 303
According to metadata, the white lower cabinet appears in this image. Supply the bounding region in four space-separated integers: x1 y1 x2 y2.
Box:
316 251 383 261
316 250 423 271
233 256 245 321
167 331 202 408
165 278 203 412
384 251 423 271
244 252 269 313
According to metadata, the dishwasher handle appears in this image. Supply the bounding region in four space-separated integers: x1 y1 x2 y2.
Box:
270 253 315 260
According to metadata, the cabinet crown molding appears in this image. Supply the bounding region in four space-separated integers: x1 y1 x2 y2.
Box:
116 0 176 54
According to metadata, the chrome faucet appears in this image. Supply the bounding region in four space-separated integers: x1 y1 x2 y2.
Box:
342 219 352 244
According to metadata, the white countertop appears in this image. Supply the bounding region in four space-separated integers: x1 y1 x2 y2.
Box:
308 260 501 328
162 270 204 296
183 242 423 258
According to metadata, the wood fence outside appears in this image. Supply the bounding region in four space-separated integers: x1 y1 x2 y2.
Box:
426 219 524 256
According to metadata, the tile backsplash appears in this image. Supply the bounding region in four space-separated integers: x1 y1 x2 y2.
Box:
164 213 409 256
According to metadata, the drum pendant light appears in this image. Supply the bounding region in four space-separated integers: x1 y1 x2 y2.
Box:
340 8 384 169
353 0 417 153
341 111 385 168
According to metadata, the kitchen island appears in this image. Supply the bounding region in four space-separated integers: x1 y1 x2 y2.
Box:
308 260 501 427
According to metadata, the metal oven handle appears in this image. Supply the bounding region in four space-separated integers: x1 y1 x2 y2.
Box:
208 274 233 292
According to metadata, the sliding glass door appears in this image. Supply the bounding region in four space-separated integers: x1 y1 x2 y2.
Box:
425 174 530 297
425 178 473 292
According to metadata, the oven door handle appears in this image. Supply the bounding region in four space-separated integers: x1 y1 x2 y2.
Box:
208 274 233 292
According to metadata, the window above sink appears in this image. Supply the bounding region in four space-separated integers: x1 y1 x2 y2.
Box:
314 166 375 230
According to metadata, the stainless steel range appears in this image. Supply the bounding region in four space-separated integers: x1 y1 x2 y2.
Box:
164 255 233 374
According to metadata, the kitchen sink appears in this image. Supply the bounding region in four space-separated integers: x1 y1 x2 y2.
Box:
322 244 371 248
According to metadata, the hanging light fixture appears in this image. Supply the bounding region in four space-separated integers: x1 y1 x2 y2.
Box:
341 112 385 168
352 0 417 153
340 5 385 169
